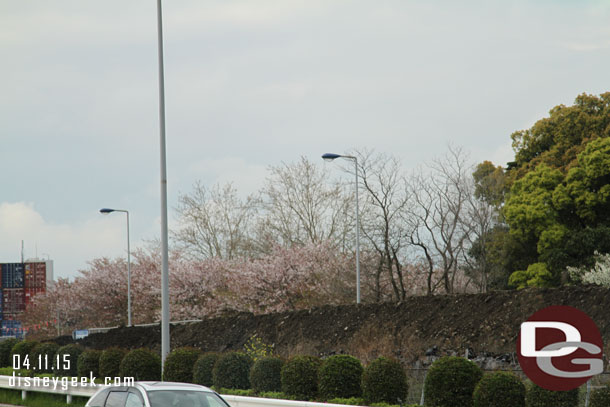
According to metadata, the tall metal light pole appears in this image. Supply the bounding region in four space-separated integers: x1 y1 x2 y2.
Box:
156 0 171 370
321 153 361 304
99 208 132 326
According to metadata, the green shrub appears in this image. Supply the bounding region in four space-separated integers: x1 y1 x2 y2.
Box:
525 383 579 407
163 347 201 382
213 352 253 390
0 339 19 368
214 388 256 397
362 357 408 404
327 397 366 405
77 349 101 378
99 348 128 379
473 371 525 407
319 355 363 400
29 342 59 374
250 356 284 393
423 356 483 407
193 352 220 387
10 340 39 367
509 263 553 289
281 355 322 400
590 384 610 407
119 348 161 381
53 344 83 376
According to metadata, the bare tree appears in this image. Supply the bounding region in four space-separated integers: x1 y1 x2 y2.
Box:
463 161 506 292
173 182 259 260
260 156 353 250
355 150 411 302
406 146 473 294
463 187 497 292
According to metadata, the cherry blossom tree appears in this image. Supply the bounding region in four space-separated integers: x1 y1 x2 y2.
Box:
568 251 610 287
230 242 355 313
23 242 358 338
22 151 491 340
22 278 77 339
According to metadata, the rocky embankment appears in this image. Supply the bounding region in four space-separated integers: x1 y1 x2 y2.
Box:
57 286 610 368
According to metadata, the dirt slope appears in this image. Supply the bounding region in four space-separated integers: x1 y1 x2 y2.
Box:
59 286 610 366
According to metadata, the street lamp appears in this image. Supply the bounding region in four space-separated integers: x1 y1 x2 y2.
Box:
156 0 170 370
100 208 132 326
321 153 361 304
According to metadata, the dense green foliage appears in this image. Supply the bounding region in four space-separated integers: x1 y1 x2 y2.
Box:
505 140 610 284
99 348 127 379
504 164 565 284
11 340 39 364
468 93 610 287
212 352 253 390
0 339 19 368
119 348 161 381
77 349 101 378
53 344 83 376
249 356 284 393
163 347 201 382
525 383 579 407
509 93 610 177
361 357 408 404
472 371 525 407
423 356 482 407
500 93 610 283
590 384 610 407
29 342 59 373
508 263 553 289
192 352 220 387
280 355 322 400
318 355 363 399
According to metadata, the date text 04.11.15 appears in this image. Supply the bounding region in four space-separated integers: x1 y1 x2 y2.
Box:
12 354 70 371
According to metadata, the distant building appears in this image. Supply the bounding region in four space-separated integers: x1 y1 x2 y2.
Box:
1 260 53 338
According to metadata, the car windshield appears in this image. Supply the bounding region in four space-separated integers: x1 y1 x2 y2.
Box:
147 390 230 407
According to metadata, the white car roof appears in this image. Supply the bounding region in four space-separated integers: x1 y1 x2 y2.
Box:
134 382 214 392
86 382 219 407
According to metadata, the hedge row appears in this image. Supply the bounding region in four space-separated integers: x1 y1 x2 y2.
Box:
422 356 587 407
166 348 408 404
0 341 161 381
422 356 605 407
79 346 405 403
2 340 607 407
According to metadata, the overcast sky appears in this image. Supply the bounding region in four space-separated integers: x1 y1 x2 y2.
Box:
1 0 609 279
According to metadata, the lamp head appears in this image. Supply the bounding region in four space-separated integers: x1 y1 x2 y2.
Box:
99 208 115 214
322 153 341 162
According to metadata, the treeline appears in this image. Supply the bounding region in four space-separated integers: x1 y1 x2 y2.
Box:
170 93 610 294
23 92 610 334
171 147 490 298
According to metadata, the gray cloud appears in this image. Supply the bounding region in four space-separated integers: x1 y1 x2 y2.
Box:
1 0 608 278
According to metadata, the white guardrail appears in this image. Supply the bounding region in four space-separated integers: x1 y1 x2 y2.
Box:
86 319 204 335
0 375 359 407
221 395 363 407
